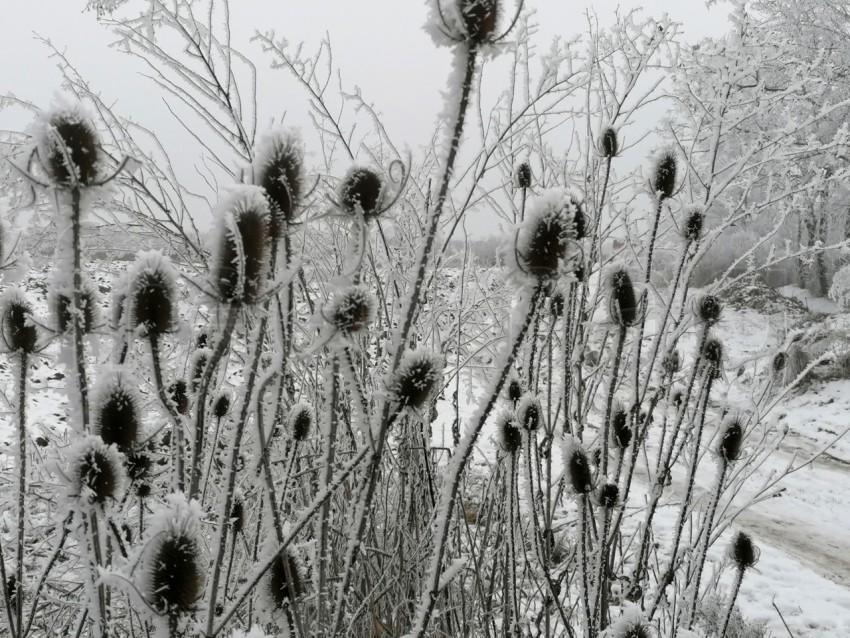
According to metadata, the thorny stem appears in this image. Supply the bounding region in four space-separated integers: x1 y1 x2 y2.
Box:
70 187 91 432
149 332 183 491
15 351 28 638
719 568 745 638
601 327 627 476
317 359 339 636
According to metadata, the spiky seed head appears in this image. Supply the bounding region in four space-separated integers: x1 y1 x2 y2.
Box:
213 392 231 419
563 437 593 495
254 129 305 235
597 482 620 508
392 350 444 409
702 337 724 378
195 331 208 349
718 416 745 463
515 161 532 189
729 531 758 571
213 187 272 304
128 252 177 337
550 292 565 318
599 125 619 158
650 147 678 200
327 286 377 334
38 106 100 187
458 0 500 44
574 264 586 283
682 204 705 243
126 452 150 482
231 499 245 534
618 622 654 638
338 166 385 218
287 402 313 441
168 379 190 415
772 351 786 373
53 283 99 334
136 483 151 498
92 371 142 455
506 374 523 405
571 195 587 240
71 436 126 506
267 553 304 610
609 267 639 328
190 348 211 392
517 192 577 279
516 394 542 431
498 414 521 454
611 405 631 450
1 290 38 353
695 294 722 326
662 349 681 376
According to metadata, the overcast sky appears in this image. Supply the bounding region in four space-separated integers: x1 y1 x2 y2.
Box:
1 0 735 234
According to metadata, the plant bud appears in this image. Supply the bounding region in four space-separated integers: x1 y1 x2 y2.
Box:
650 147 678 200
597 482 619 508
516 394 542 431
213 392 231 419
499 414 521 455
37 105 100 187
564 437 593 495
506 374 523 405
71 436 126 506
729 531 758 571
608 267 639 328
717 416 745 463
682 205 705 243
231 498 245 534
338 166 385 218
702 337 724 378
190 348 211 392
213 186 272 305
128 251 177 337
127 452 151 482
599 125 619 158
695 294 722 326
1 290 38 354
459 0 500 44
266 553 304 611
611 405 631 450
167 379 190 415
53 282 99 334
195 330 208 349
287 402 313 441
515 161 532 189
392 350 444 408
253 129 304 236
327 286 376 334
92 371 142 455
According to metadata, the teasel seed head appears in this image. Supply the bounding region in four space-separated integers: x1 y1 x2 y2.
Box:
570 194 587 240
266 553 304 611
167 379 190 415
136 483 151 498
143 496 204 615
596 481 620 509
287 402 313 441
717 416 746 463
231 498 245 534
128 251 178 337
190 348 211 392
253 128 305 235
498 414 521 455
92 370 142 455
391 350 444 409
695 294 722 326
608 267 640 328
516 394 542 432
650 146 678 201
127 452 151 483
70 436 126 506
729 531 758 571
213 392 231 419
326 285 377 334
516 191 579 280
37 104 100 187
662 349 681 376
195 330 208 349
682 204 705 243
0 289 38 354
563 436 594 495
212 186 272 305
338 165 385 218
506 374 523 406
610 404 632 450
599 125 619 159
772 351 786 374
458 0 500 44
52 281 99 334
702 336 724 379
515 161 532 189
616 621 654 638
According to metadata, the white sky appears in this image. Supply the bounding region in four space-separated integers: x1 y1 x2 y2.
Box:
1 0 735 234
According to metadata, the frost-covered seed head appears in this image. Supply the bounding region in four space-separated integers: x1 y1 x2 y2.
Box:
662 349 681 376
506 374 523 405
650 147 678 200
213 187 272 304
267 554 304 610
571 196 587 241
231 499 245 534
458 0 500 44
564 438 593 495
695 294 722 326
92 372 142 455
729 531 758 571
682 205 705 243
617 622 654 638
136 482 151 498
126 452 150 482
597 482 620 508
168 379 190 415
254 129 305 235
498 414 521 455
611 405 631 450
195 330 208 349
287 402 313 441
327 286 377 334
516 394 542 431
38 107 100 187
213 392 231 419
515 161 532 189
128 252 177 337
71 437 125 505
1 291 38 354
772 351 786 373
392 351 444 408
53 284 99 334
702 337 724 378
599 125 619 158
517 194 577 279
717 417 745 463
190 349 211 392
146 533 203 614
608 267 639 328
574 264 586 283
338 166 385 218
